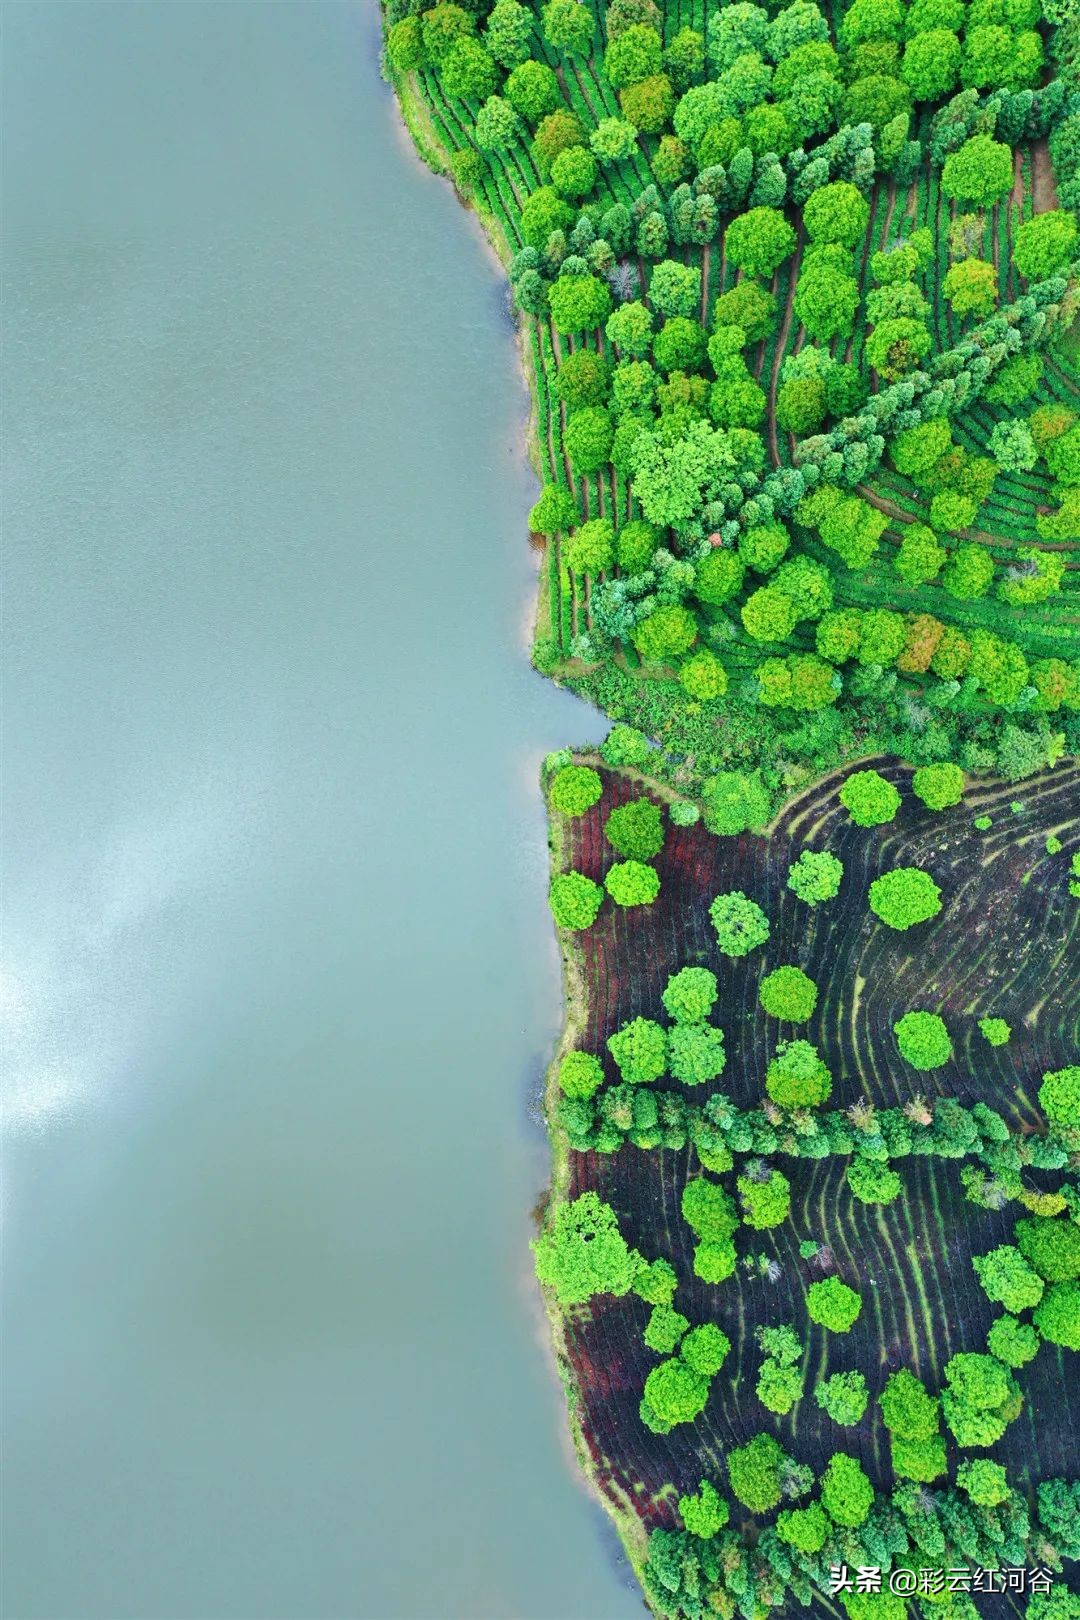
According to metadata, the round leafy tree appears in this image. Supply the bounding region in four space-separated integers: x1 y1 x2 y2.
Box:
662 966 719 1023
821 1453 873 1527
1016 1215 1080 1283
607 1016 667 1083
534 1191 637 1304
869 867 943 929
682 1177 739 1241
643 1304 689 1354
987 1314 1039 1368
641 1358 710 1432
1039 1065 1080 1128
549 763 603 816
681 1322 731 1375
807 1277 862 1332
1033 1281 1080 1351
815 1371 869 1426
894 1010 953 1070
912 762 965 810
979 1016 1011 1047
941 133 1014 207
726 1432 785 1514
973 1245 1045 1313
709 890 771 956
737 1166 791 1229
957 1459 1009 1507
766 1039 832 1107
702 771 772 835
558 1050 604 1098
759 965 819 1022
840 768 901 827
786 849 844 905
550 871 604 930
847 1155 902 1204
776 1503 830 1554
694 1239 737 1283
669 1022 727 1086
605 797 664 859
604 860 661 907
679 1480 729 1539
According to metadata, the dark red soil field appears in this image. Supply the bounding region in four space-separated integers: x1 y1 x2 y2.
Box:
554 759 1080 1548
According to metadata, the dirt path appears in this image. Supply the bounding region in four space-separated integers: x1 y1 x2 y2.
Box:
1031 138 1059 215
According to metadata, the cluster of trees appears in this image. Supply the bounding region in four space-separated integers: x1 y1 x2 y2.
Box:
547 767 669 927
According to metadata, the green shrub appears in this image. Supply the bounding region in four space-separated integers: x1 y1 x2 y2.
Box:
978 1016 1011 1046
669 1022 727 1085
605 798 664 859
840 768 901 827
759 966 819 1022
694 1239 737 1282
681 1322 732 1375
890 1433 947 1482
702 771 772 835
1015 1216 1080 1283
880 1368 939 1439
550 871 604 929
641 1358 710 1431
776 1502 830 1554
972 1245 1045 1313
869 867 943 929
807 1277 862 1332
1039 1065 1080 1127
550 764 603 816
894 1010 953 1070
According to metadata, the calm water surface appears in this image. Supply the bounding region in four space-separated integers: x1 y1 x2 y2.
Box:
2 6 641 1616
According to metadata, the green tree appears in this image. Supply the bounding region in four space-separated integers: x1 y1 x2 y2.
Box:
941 133 1014 207
902 26 961 97
1033 1282 1080 1350
709 890 771 956
662 966 718 1023
815 1371 869 1425
549 763 603 815
605 860 661 907
880 1368 939 1438
738 1166 792 1228
807 1277 862 1332
566 517 615 576
608 1016 668 1082
978 1016 1011 1047
641 1358 710 1431
1013 210 1079 281
535 1191 637 1303
725 207 798 279
840 768 901 827
669 1022 727 1085
551 145 598 199
632 603 698 663
680 649 728 701
847 1156 902 1204
972 1246 1045 1313
505 59 563 123
474 95 523 153
682 1322 731 1374
943 255 998 318
604 21 663 87
542 0 594 54
387 17 426 72
957 1459 1009 1507
682 1177 739 1241
679 1480 729 1538
987 1314 1039 1367
549 275 614 336
619 73 675 133
590 115 639 164
713 279 777 342
787 850 843 906
869 867 943 929
529 482 577 536
605 798 664 860
766 1038 832 1107
1039 1065 1080 1128
441 37 497 101
776 1502 830 1553
758 1358 804 1414
1016 1215 1080 1283
695 548 746 605
558 1050 604 1098
727 1433 785 1513
803 181 870 247
759 966 819 1022
912 762 964 810
821 1454 874 1526
644 1303 690 1353
550 871 604 929
894 1010 953 1070
702 771 771 835
484 0 533 65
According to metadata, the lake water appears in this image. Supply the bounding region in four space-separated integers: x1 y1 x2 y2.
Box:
1 5 642 1616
